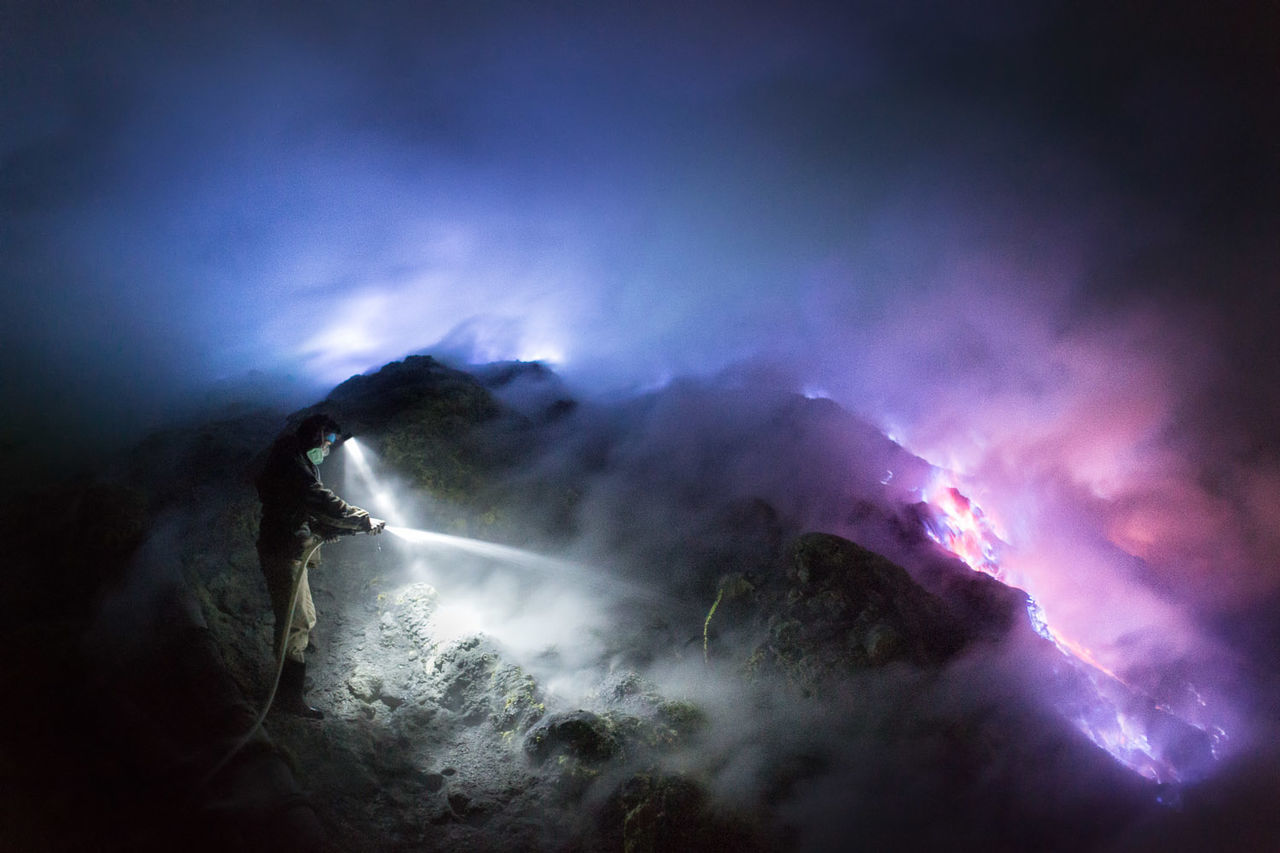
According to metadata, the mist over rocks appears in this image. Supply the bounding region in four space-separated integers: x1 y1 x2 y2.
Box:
748 532 969 686
0 354 1233 851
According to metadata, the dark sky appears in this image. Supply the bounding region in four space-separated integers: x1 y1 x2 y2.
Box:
3 0 1279 722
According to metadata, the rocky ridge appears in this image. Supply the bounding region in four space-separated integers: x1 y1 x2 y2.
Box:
0 356 1166 852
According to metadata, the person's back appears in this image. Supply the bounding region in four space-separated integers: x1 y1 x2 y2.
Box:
256 431 311 552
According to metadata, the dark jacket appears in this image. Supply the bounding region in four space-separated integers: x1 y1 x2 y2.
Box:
255 433 370 559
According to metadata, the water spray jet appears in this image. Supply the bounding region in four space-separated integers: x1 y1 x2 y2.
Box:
385 525 578 573
343 438 664 603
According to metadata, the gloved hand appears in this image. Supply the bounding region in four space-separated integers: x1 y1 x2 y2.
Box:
365 516 387 535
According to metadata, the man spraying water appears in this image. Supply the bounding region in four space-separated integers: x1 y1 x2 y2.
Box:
255 414 386 718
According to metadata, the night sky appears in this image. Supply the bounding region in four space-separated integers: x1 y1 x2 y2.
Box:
4 0 1279 744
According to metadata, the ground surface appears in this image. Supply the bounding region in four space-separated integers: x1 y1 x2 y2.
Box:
4 356 1254 852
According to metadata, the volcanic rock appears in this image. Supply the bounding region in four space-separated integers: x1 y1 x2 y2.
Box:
524 709 620 764
742 532 967 694
598 772 771 853
0 357 1192 852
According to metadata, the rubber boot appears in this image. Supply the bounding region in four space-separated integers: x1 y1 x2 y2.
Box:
276 659 324 720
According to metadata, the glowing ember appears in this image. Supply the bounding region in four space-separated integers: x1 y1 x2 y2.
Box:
921 479 1005 577
916 471 1217 784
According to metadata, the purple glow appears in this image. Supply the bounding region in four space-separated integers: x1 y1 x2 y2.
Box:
4 0 1278 809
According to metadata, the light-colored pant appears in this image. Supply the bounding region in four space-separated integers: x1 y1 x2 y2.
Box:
278 561 317 663
262 543 321 664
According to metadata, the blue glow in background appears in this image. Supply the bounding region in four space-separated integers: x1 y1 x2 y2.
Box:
3 1 1278 697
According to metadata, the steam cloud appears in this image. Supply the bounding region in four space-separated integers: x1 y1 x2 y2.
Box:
334 375 1215 845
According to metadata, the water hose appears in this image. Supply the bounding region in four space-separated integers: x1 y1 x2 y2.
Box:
199 535 325 787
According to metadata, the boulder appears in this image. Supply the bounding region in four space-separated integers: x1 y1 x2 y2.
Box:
524 710 620 764
747 532 967 694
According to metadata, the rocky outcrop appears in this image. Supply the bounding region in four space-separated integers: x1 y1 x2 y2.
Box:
1 358 1177 852
598 772 772 853
322 356 510 514
525 709 620 764
697 532 969 696
0 477 337 852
